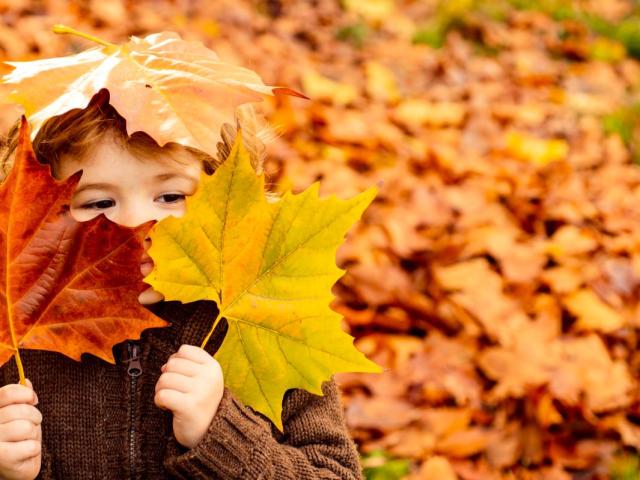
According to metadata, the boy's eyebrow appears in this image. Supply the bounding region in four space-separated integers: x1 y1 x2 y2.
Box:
73 173 197 195
153 173 198 184
74 182 115 195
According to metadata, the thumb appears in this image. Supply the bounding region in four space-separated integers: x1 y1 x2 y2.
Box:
24 379 38 405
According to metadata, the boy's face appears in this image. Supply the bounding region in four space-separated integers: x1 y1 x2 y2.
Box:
54 134 202 304
55 134 202 227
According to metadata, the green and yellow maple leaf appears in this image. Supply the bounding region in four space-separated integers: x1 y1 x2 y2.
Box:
144 133 381 429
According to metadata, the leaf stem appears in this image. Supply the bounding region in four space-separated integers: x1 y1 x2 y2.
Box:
201 311 224 351
52 24 118 49
13 350 25 385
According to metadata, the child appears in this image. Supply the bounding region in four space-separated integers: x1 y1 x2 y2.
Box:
0 88 363 479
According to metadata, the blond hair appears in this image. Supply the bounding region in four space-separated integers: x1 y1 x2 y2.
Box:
0 88 276 182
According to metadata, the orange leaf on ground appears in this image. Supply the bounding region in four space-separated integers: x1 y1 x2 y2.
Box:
414 456 458 480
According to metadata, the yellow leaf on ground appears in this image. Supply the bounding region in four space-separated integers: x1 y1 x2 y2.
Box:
564 289 625 333
342 0 396 24
365 61 401 104
393 99 467 128
505 131 568 166
302 70 358 106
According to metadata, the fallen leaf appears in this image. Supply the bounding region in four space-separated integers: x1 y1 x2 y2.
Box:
342 0 396 24
486 423 522 469
434 259 530 347
393 99 467 128
541 266 583 294
546 225 599 259
601 414 640 450
436 427 493 457
564 288 625 333
406 334 483 406
549 335 633 412
416 455 459 480
505 131 568 166
302 70 358 106
365 61 401 104
421 408 473 439
345 395 420 431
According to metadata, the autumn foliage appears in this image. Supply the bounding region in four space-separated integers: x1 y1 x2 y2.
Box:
1 0 640 478
0 117 165 376
144 133 379 430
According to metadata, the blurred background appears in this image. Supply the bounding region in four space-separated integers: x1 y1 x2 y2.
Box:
1 0 640 478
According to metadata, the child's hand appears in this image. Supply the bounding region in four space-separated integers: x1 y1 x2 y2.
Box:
0 379 42 480
154 345 224 449
139 236 164 305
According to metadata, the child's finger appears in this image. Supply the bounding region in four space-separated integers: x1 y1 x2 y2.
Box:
24 379 38 404
162 357 200 377
0 404 42 426
0 439 41 462
154 388 186 412
174 344 211 365
0 385 37 409
155 372 192 394
0 419 39 442
138 287 164 305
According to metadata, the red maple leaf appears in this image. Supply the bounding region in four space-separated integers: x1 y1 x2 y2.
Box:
0 116 167 383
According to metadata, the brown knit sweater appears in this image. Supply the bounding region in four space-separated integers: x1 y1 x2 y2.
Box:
0 300 363 479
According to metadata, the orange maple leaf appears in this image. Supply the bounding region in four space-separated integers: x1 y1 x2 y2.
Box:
0 25 306 159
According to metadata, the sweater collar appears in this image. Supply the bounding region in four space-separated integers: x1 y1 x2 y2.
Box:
140 299 222 356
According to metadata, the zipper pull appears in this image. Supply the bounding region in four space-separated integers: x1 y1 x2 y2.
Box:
126 341 142 377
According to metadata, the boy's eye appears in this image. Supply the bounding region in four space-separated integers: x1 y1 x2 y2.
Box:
78 194 185 210
80 199 115 210
157 193 186 204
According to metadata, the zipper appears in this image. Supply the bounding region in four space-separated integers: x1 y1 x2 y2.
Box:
125 340 142 480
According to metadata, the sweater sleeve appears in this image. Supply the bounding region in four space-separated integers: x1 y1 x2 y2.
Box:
163 378 363 479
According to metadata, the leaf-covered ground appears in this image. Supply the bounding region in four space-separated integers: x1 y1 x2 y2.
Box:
1 0 640 478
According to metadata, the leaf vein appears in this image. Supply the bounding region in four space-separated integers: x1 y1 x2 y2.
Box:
233 319 277 420
21 234 140 338
245 291 327 302
226 200 365 312
275 335 315 387
165 228 213 286
229 315 354 364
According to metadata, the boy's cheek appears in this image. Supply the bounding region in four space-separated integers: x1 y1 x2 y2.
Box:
68 206 104 223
